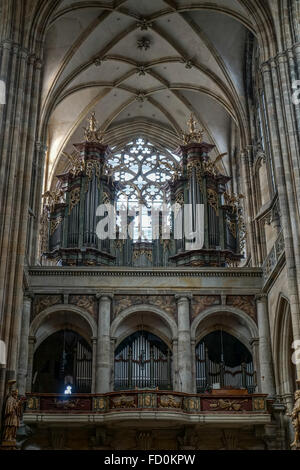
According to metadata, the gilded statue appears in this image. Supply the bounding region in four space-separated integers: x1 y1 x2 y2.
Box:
291 390 300 449
1 382 25 449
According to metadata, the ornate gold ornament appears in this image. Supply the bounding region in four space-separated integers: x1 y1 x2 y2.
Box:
69 187 81 214
159 395 182 409
209 399 248 411
53 399 81 410
42 189 65 212
111 395 136 409
50 216 63 235
175 190 184 206
26 396 39 411
227 220 237 238
85 160 101 181
63 151 84 177
253 398 265 411
102 191 110 205
182 114 204 144
133 249 153 261
83 112 104 143
93 397 106 411
187 160 203 191
207 188 218 213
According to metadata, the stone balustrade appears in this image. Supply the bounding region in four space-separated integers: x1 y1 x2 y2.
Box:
262 230 285 282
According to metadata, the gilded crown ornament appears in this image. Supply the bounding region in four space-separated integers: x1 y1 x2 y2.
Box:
182 114 204 144
83 112 104 143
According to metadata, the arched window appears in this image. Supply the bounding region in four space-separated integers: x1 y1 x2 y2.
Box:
32 329 92 393
107 138 179 241
114 331 172 390
195 330 256 393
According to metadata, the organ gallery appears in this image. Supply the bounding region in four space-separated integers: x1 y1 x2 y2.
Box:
0 0 300 452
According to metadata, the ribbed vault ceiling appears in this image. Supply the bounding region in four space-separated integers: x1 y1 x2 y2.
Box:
41 0 256 188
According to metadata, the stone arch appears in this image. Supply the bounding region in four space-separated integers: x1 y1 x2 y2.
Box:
29 303 97 350
110 304 178 343
273 293 296 407
191 305 258 343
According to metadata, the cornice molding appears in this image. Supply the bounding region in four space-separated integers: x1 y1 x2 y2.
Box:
28 267 263 278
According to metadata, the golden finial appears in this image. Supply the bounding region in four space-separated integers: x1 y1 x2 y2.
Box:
182 113 204 144
83 112 104 143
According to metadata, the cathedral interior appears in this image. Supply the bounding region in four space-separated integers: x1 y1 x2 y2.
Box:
0 0 300 451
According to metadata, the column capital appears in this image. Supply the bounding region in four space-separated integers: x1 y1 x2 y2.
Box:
255 293 268 303
175 293 192 303
249 337 260 346
91 336 97 344
28 336 36 344
24 292 34 301
96 292 114 301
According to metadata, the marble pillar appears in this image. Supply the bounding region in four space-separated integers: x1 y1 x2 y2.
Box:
175 295 193 393
26 336 36 392
91 336 97 394
17 294 33 396
256 294 276 396
95 293 113 393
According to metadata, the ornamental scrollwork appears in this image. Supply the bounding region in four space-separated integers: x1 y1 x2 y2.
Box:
85 160 101 181
207 188 218 213
50 216 63 236
209 399 248 411
133 249 153 261
42 189 65 212
68 187 81 214
159 395 182 409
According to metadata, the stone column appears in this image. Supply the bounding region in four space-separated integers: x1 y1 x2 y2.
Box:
17 294 33 396
91 337 97 393
26 336 36 392
256 294 276 396
110 337 116 391
250 337 261 391
191 339 196 393
95 293 113 393
172 338 178 390
175 295 193 393
261 58 300 381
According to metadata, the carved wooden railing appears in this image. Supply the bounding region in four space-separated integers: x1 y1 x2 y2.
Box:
25 390 270 414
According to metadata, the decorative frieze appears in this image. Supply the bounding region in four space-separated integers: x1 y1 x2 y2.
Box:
192 295 220 318
32 294 63 318
25 391 269 415
113 295 176 318
226 295 257 321
69 295 97 318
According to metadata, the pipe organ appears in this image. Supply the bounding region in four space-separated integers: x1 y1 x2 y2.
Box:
41 114 246 267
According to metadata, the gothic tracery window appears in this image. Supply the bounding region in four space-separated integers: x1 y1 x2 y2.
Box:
107 138 180 241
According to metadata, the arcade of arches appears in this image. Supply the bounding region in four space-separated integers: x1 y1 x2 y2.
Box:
0 0 300 451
